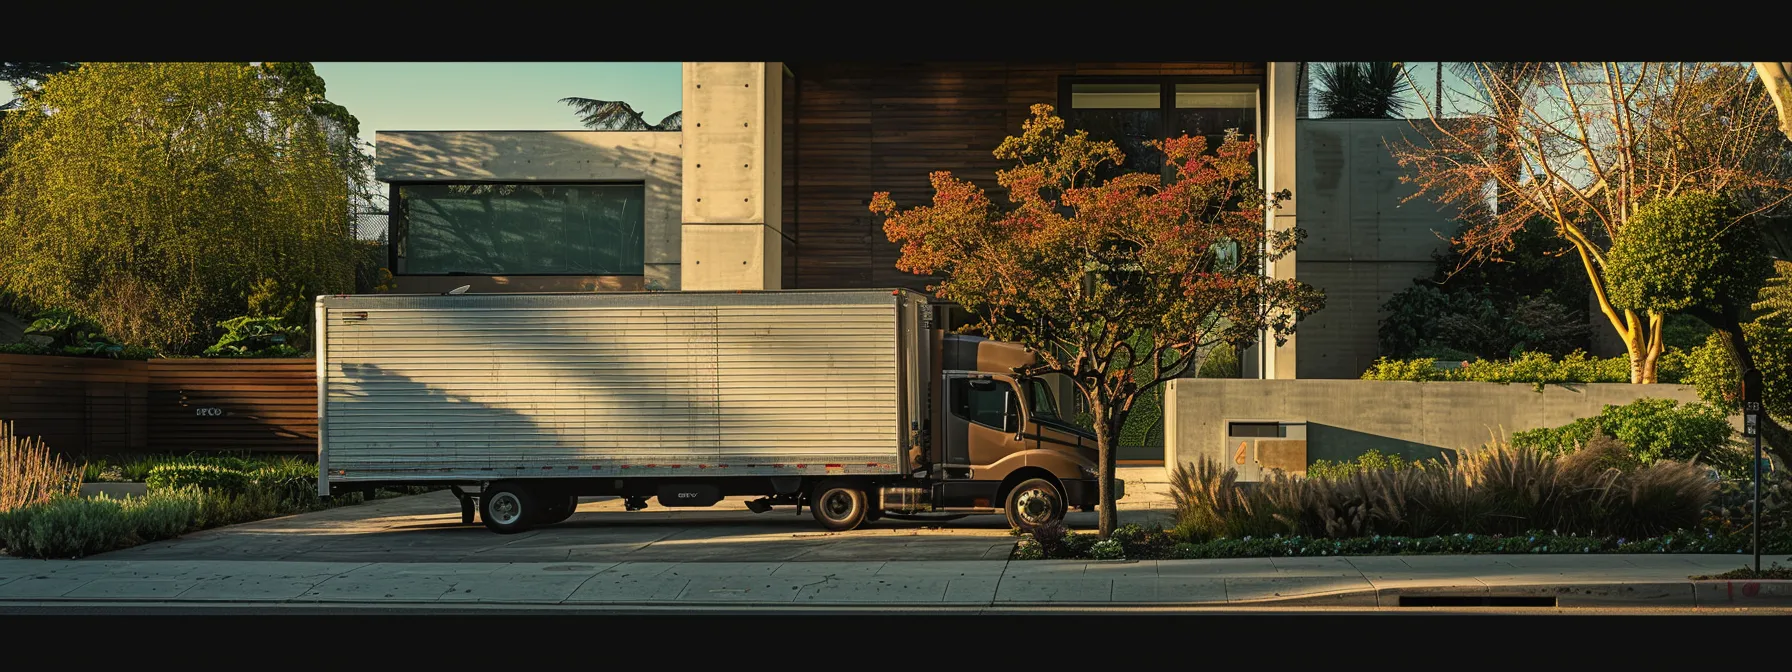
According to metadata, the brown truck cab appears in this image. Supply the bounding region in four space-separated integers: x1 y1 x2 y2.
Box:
867 330 1122 531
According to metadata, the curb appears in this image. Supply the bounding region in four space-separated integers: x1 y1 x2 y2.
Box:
6 582 1789 609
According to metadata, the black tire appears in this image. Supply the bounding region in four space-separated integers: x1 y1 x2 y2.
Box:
535 495 579 525
480 482 536 534
810 481 869 532
1004 478 1067 531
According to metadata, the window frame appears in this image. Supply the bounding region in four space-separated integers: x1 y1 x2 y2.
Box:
386 179 650 278
1058 75 1266 178
950 376 1022 433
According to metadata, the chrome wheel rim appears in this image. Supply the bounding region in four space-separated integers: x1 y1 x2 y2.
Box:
489 492 523 525
820 490 855 521
1015 488 1058 526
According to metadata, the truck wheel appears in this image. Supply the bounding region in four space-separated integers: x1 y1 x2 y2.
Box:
536 495 579 525
480 482 536 534
1004 478 1066 531
810 482 868 532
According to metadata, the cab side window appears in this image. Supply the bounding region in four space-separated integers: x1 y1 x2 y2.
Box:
950 377 1015 430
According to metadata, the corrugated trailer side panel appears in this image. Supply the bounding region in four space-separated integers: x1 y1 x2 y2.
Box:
318 291 909 485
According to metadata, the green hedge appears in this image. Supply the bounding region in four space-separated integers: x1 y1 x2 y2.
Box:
1305 449 1416 480
1508 397 1747 478
1360 350 1642 389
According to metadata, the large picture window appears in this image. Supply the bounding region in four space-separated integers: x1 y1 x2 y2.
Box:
393 183 646 276
1062 79 1260 180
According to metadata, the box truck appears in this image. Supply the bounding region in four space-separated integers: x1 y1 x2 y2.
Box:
315 289 1121 534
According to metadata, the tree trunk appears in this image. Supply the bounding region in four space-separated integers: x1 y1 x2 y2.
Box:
1435 62 1444 117
1625 326 1648 384
1755 62 1792 142
1091 398 1122 539
1702 311 1792 468
1616 312 1664 384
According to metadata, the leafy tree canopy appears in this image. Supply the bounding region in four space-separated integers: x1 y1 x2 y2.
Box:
1607 191 1773 320
0 62 366 353
872 104 1323 536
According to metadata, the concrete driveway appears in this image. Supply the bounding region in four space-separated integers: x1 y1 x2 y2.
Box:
97 491 1173 564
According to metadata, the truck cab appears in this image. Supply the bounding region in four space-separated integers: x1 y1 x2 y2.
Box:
870 332 1121 531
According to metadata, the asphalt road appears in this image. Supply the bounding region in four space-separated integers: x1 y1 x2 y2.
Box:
95 491 1172 564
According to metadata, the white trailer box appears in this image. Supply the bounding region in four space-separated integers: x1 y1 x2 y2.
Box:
316 290 929 495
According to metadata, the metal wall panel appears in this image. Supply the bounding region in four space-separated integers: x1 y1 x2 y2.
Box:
319 291 910 483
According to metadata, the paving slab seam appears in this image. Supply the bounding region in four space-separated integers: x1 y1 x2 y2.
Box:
165 561 374 601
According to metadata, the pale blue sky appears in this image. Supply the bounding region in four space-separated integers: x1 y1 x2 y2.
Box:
312 62 683 147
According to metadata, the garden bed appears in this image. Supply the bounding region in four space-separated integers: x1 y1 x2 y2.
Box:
1017 434 1790 562
1013 523 1792 561
1 452 436 559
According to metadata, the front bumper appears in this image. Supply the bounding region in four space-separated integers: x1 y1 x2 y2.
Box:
1063 478 1125 509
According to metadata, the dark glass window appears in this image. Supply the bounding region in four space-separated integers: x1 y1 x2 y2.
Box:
951 378 1015 430
1065 81 1259 180
394 183 645 275
1173 85 1259 153
1066 83 1163 178
1228 422 1282 438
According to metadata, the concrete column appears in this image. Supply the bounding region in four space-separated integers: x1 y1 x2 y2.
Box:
680 62 783 290
1260 61 1300 379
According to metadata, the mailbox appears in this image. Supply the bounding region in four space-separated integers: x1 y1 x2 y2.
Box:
1223 420 1309 482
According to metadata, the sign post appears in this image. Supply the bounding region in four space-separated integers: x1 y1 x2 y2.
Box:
1742 368 1763 574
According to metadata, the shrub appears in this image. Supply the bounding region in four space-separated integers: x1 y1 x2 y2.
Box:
1306 449 1414 480
195 484 286 528
146 464 254 495
1678 316 1792 421
1087 539 1125 559
1 420 81 513
2 496 132 558
1167 442 1716 543
1198 342 1240 378
252 463 320 509
125 488 201 543
1362 350 1658 389
1509 397 1747 477
1705 470 1792 534
1110 522 1176 559
1026 521 1086 559
1168 459 1301 542
203 315 307 358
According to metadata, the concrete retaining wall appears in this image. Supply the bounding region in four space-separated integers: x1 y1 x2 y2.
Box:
1163 379 1715 477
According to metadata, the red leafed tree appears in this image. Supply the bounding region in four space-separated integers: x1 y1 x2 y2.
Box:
871 104 1324 538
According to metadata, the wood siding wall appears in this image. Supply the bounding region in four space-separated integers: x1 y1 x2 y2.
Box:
0 354 316 457
787 62 1266 290
0 355 148 458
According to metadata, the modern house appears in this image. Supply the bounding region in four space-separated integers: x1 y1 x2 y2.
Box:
371 61 1463 462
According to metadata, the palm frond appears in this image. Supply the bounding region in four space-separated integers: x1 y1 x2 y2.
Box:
558 97 651 131
1315 62 1410 119
655 110 682 131
1756 260 1792 323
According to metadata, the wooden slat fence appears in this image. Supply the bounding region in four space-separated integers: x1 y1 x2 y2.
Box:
0 353 315 458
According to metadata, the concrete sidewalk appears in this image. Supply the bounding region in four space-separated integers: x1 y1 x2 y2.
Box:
3 553 1789 610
